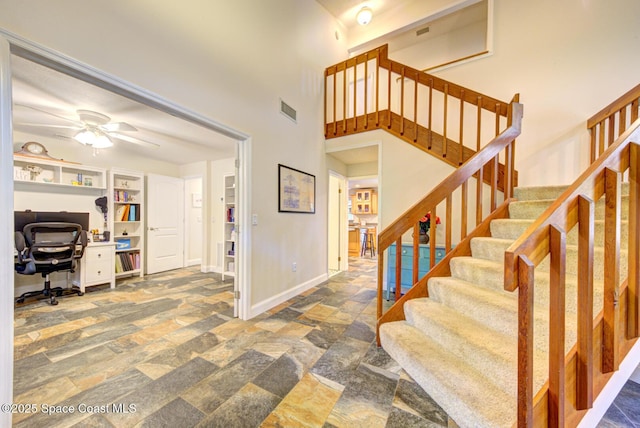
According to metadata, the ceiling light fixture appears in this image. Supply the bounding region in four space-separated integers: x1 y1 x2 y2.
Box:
356 6 373 26
74 128 114 149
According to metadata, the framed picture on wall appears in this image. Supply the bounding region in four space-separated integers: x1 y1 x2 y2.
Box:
278 164 315 213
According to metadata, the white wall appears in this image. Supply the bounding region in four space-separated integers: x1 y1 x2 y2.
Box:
184 177 203 266
431 0 640 186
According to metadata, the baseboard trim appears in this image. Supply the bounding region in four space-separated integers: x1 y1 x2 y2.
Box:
578 338 640 427
248 273 328 319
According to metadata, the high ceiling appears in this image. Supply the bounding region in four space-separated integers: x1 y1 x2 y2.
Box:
315 0 407 29
11 54 237 165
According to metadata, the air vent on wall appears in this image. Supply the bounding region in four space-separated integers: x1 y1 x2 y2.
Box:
280 99 297 123
416 26 430 36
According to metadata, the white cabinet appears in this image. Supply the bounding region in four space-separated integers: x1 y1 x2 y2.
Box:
223 174 236 280
109 168 145 279
13 155 107 190
79 243 116 292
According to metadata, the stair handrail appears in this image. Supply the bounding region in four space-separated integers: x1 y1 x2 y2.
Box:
504 96 640 424
587 83 640 163
324 45 514 180
377 97 522 323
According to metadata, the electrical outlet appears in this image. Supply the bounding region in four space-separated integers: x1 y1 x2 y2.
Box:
292 262 297 272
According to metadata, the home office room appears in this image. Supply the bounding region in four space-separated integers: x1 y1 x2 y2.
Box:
10 51 240 304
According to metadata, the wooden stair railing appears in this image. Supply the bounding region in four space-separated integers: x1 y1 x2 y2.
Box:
588 83 640 163
505 87 640 425
324 44 517 192
376 98 523 338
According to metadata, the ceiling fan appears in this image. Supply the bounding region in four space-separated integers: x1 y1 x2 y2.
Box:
14 105 160 149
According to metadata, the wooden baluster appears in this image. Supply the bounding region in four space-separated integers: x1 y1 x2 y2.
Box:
443 84 448 158
414 72 419 143
446 195 452 252
577 195 594 410
375 50 380 127
395 237 402 302
460 180 468 239
491 155 498 211
353 61 357 131
549 225 566 428
607 115 615 148
428 78 434 149
333 71 338 136
476 166 484 226
324 70 327 138
413 223 419 286
517 256 535 428
495 103 500 136
400 66 405 135
505 142 513 199
459 91 465 165
377 246 385 323
387 62 392 129
603 167 621 373
632 98 639 123
629 143 640 338
343 64 347 133
477 96 482 151
429 206 437 267
364 57 368 129
589 126 596 164
618 107 626 139
598 121 605 159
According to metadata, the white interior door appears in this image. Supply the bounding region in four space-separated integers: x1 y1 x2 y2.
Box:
147 173 185 274
328 171 347 273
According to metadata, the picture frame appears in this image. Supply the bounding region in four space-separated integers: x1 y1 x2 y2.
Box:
278 164 315 213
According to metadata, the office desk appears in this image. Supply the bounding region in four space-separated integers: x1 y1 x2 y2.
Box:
77 242 116 292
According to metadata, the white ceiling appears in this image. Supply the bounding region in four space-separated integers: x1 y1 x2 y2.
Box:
11 54 237 165
315 0 408 29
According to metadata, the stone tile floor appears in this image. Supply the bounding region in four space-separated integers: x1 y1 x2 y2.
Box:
598 380 640 427
13 258 454 427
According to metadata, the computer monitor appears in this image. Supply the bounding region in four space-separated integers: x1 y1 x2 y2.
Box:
14 211 90 232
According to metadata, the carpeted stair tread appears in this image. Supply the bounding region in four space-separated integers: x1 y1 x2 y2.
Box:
427 276 578 352
490 218 629 248
404 298 549 396
379 321 515 428
449 256 605 314
470 237 514 262
513 185 570 201
513 183 628 201
509 195 629 220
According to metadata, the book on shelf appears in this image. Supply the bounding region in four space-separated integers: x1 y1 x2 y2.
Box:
128 205 136 222
227 207 235 222
115 205 126 221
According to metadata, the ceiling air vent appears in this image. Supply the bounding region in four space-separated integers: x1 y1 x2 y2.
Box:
280 99 297 123
416 26 430 36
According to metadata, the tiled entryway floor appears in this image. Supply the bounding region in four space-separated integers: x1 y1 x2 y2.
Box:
13 258 454 427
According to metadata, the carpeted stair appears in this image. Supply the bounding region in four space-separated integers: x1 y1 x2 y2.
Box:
379 184 629 428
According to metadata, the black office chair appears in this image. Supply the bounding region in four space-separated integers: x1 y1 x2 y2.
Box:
15 222 88 305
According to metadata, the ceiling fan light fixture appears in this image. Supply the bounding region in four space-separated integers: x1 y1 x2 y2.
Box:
74 128 113 148
356 6 373 25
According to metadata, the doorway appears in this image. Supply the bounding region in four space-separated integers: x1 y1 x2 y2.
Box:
328 171 347 276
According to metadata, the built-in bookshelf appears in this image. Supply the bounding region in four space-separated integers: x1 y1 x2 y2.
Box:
223 174 236 280
109 168 145 279
13 155 106 191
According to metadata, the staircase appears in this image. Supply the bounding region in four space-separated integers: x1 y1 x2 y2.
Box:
324 47 640 426
379 183 627 427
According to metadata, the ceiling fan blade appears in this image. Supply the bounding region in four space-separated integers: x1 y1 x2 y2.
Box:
109 132 160 149
101 122 137 132
15 123 81 130
14 103 83 126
